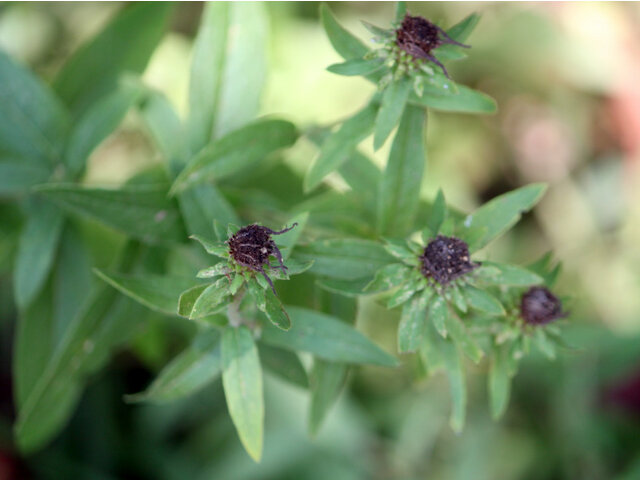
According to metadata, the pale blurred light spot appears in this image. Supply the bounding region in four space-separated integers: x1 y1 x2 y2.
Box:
0 5 56 63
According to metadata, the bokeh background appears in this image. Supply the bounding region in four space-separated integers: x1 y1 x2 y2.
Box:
1 2 640 479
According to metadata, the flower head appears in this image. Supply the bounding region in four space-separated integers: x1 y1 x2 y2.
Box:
419 235 479 286
520 286 566 325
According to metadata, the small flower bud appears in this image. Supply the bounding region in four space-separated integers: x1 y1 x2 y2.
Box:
520 286 566 325
419 235 479 285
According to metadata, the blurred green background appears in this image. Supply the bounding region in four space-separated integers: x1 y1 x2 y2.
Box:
1 2 640 479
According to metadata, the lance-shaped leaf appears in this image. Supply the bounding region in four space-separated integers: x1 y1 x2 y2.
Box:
410 85 497 114
489 343 512 419
222 326 264 462
434 14 480 61
172 119 298 194
261 306 397 367
443 313 483 363
54 3 172 117
127 329 222 404
463 285 505 316
327 58 384 76
427 189 447 236
294 238 394 281
258 343 308 389
180 278 231 319
378 104 426 236
262 288 291 331
440 337 467 433
429 295 449 338
64 81 144 177
365 263 412 293
13 200 65 309
309 360 348 436
304 102 378 192
188 2 268 151
94 270 199 316
373 77 413 150
462 183 547 251
35 184 186 245
0 51 69 166
398 289 431 353
320 4 369 60
473 261 543 286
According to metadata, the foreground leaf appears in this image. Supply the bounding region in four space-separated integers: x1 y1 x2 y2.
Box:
473 261 543 286
410 85 497 114
462 183 547 250
398 289 430 353
172 119 298 193
463 285 505 316
373 77 413 150
378 104 426 236
36 184 186 245
304 102 378 192
327 58 384 76
222 326 264 462
489 343 511 419
261 306 398 367
320 4 369 60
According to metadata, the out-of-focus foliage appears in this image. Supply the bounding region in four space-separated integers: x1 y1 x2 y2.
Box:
0 2 639 479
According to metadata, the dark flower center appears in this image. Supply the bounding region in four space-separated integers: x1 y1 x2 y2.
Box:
227 223 297 295
520 286 566 325
419 235 478 285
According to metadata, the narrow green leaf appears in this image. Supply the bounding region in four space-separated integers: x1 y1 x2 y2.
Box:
262 288 291 330
383 239 419 265
188 3 268 151
315 277 371 297
294 238 394 281
94 270 198 316
0 157 50 195
443 313 483 363
197 263 230 279
427 189 447 236
364 263 411 293
409 85 497 114
395 2 407 23
54 3 172 117
64 81 143 177
473 261 543 286
463 285 505 316
446 13 480 43
489 343 511 419
374 78 413 150
378 104 426 236
35 184 186 245
398 289 431 353
178 284 208 318
222 326 264 462
53 225 92 346
0 52 69 166
261 306 398 367
327 58 384 76
462 183 547 250
258 343 308 389
188 279 231 319
128 330 222 403
429 295 448 338
172 119 298 193
320 4 369 60
440 338 467 432
533 329 556 360
180 185 240 241
304 102 378 192
387 273 423 308
13 200 65 309
190 234 229 258
139 89 188 176
309 360 347 436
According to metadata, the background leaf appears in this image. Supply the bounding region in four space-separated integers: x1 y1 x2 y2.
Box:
13 200 65 309
378 104 426 236
187 2 268 151
258 343 308 389
53 3 172 117
222 326 264 462
0 51 69 166
309 360 347 436
36 184 186 245
128 329 222 404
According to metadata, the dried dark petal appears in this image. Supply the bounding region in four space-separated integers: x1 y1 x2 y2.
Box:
419 235 478 285
520 286 566 325
227 223 297 295
395 14 470 77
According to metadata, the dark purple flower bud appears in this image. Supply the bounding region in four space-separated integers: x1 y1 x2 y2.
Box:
395 13 470 78
227 223 297 295
419 235 478 285
520 286 566 325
